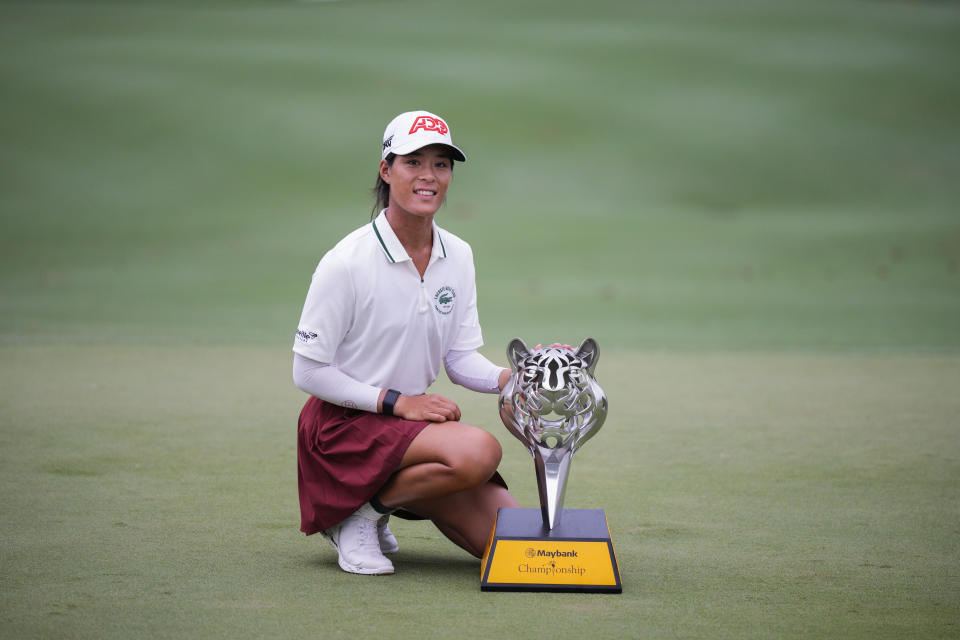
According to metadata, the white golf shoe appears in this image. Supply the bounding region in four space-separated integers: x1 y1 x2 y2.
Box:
377 515 399 554
321 503 394 575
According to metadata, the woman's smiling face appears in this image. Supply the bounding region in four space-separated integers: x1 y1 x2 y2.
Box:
380 144 454 219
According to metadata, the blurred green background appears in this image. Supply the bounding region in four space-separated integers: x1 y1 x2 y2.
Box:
2 1 959 638
2 0 958 351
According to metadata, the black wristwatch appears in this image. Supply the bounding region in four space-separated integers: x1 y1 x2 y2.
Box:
382 389 401 416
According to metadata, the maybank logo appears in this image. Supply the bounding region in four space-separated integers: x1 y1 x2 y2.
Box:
518 548 586 578
524 548 579 559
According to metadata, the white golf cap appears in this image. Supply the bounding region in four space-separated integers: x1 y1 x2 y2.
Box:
381 110 467 163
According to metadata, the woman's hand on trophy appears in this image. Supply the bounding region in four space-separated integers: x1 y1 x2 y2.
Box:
394 393 462 423
498 368 512 392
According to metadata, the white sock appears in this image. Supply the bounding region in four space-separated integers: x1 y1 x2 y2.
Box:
354 502 381 521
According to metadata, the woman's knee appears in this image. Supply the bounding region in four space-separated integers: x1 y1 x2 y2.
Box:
402 422 503 490
451 427 502 488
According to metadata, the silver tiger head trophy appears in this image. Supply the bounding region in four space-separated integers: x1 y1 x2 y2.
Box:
499 338 608 529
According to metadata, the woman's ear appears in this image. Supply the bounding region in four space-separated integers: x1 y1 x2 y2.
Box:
379 159 391 184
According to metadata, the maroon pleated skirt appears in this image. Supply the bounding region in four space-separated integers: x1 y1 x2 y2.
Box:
297 396 430 535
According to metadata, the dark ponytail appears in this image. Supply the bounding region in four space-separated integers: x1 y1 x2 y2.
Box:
371 154 395 219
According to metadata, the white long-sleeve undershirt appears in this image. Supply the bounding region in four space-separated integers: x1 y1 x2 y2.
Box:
292 350 506 411
442 348 505 393
292 354 381 412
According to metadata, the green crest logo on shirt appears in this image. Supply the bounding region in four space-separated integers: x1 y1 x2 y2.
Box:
434 286 456 315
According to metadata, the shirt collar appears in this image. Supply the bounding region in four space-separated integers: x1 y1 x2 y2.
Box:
372 210 447 264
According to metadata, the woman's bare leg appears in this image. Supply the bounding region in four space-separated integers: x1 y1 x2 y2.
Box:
404 481 519 557
376 422 503 507
374 422 519 556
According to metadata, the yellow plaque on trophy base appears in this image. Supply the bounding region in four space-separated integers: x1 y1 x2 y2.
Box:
480 507 621 593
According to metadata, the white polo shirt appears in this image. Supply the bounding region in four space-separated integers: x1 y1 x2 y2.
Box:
293 211 484 396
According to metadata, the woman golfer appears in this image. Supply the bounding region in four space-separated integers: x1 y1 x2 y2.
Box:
292 110 519 575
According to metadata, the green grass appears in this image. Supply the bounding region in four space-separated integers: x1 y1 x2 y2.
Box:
1 0 959 637
1 346 957 638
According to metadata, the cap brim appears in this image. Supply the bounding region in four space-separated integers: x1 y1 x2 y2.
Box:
388 141 467 163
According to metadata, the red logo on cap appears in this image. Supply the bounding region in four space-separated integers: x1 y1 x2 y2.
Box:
409 115 448 136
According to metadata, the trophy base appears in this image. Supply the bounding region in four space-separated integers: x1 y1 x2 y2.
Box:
480 507 621 593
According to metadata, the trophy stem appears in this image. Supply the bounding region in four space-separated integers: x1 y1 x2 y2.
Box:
533 447 573 530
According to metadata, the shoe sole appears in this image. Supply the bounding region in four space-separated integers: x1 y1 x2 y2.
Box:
337 556 394 575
